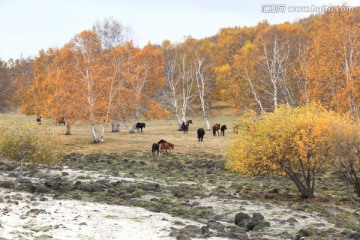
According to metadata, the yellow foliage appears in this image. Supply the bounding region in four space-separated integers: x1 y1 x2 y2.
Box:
226 103 355 197
0 120 63 166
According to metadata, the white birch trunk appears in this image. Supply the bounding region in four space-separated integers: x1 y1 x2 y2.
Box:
91 124 100 143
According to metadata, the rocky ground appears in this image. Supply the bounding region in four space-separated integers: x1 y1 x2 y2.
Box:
1 151 360 240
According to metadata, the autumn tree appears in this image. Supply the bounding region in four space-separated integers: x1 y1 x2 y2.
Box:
162 38 211 128
0 121 63 188
13 57 34 114
54 30 111 142
227 103 345 198
125 43 167 132
0 59 15 112
307 8 360 120
330 120 360 200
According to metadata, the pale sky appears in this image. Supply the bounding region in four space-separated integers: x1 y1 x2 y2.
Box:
0 0 358 60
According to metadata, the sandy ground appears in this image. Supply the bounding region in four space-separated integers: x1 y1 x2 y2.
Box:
0 188 225 240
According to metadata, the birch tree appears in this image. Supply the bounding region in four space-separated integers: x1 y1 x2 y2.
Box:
162 41 182 128
194 54 211 130
55 30 109 142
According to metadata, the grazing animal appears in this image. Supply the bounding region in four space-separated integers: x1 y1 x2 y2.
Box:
197 128 205 142
158 142 174 156
182 120 193 133
221 125 227 136
151 143 159 156
212 124 221 136
58 116 65 126
151 139 168 156
36 116 42 125
135 122 146 132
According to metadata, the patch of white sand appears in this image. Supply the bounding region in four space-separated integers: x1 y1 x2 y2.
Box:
0 188 224 240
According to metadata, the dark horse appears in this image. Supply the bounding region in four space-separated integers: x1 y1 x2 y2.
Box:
136 122 146 132
152 139 167 156
221 125 227 136
181 120 193 133
212 123 221 136
58 116 65 126
36 116 42 125
197 128 205 142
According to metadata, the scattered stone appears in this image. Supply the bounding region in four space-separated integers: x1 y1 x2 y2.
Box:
172 188 187 198
62 172 69 176
295 228 316 240
207 220 225 233
234 212 250 226
345 231 360 239
139 183 160 191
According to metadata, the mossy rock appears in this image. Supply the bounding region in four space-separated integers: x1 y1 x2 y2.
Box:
0 180 13 189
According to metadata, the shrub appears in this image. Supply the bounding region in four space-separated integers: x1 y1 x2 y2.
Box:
226 103 355 198
0 121 63 188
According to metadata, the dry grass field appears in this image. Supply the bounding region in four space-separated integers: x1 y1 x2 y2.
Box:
0 109 236 156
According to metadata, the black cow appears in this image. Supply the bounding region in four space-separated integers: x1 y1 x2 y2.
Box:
136 122 146 132
197 128 205 142
221 125 227 136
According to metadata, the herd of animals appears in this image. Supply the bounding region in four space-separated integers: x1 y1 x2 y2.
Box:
150 120 227 157
36 116 227 157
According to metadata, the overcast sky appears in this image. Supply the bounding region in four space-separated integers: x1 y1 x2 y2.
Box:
0 0 358 60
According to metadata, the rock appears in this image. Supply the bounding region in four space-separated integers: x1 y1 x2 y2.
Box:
180 225 203 237
62 172 69 176
234 212 250 226
36 185 51 194
226 225 247 234
345 232 360 239
139 183 160 191
12 193 23 201
0 181 13 189
286 217 298 224
207 221 225 233
45 177 62 190
295 228 315 240
252 212 265 221
227 232 250 239
172 188 187 198
176 234 191 240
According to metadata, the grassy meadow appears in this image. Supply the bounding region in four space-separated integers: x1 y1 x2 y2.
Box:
0 107 236 156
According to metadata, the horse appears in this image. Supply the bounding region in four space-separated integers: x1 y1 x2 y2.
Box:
159 142 174 156
136 122 146 132
221 125 227 136
197 128 205 142
151 139 168 156
182 120 193 133
212 124 221 136
58 116 65 126
36 116 42 125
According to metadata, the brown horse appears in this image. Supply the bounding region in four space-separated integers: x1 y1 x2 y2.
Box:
212 124 221 136
159 142 174 156
58 116 65 126
152 139 167 156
